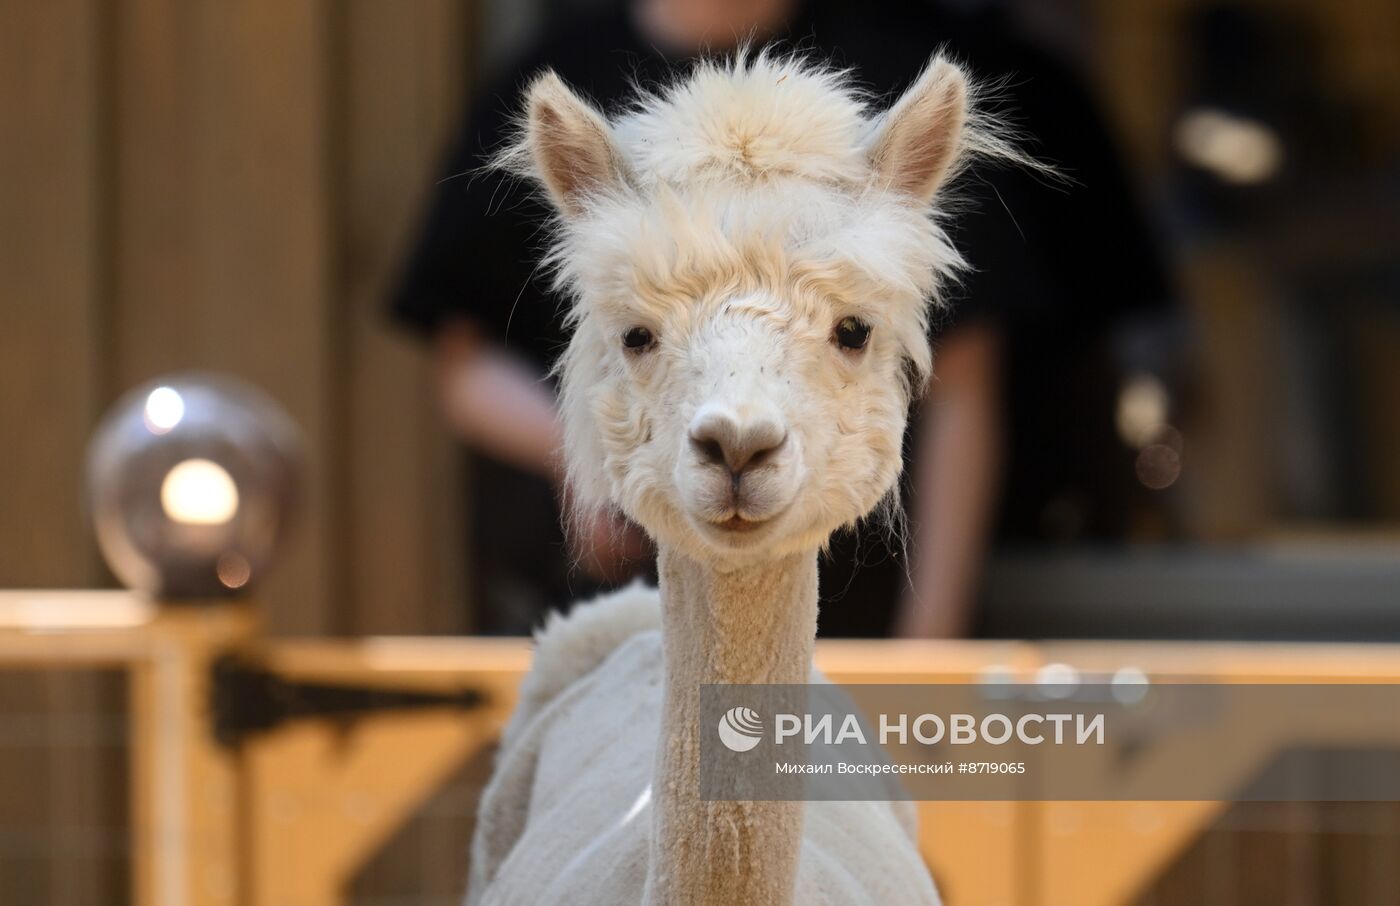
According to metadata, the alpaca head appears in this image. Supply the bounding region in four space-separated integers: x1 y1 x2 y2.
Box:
513 52 978 566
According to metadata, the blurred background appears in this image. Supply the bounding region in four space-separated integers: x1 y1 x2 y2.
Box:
2 0 1399 903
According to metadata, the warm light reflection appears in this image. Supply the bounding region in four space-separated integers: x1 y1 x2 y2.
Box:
160 458 240 525
978 664 1016 699
1111 666 1150 705
620 786 651 827
216 552 252 589
0 593 156 630
1036 662 1081 698
1174 107 1283 185
1135 443 1182 490
1116 374 1170 449
143 386 185 435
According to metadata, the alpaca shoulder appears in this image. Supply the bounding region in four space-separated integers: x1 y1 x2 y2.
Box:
468 586 662 905
501 581 662 753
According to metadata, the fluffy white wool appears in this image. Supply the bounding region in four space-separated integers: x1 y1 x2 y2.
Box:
467 586 937 906
467 49 1020 905
495 51 1017 560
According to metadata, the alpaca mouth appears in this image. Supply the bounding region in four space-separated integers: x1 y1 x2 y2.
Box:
715 515 766 532
703 503 792 537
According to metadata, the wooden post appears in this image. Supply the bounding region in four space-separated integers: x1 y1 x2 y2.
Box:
0 592 257 906
128 603 259 906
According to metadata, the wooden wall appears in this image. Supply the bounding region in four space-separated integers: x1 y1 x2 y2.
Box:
0 2 477 901
0 0 475 637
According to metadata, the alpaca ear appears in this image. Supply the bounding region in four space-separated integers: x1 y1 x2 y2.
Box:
867 57 969 202
524 70 629 216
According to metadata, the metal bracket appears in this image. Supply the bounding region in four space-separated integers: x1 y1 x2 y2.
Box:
210 654 486 749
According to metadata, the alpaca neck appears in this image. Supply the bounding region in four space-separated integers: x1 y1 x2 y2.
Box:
644 544 818 906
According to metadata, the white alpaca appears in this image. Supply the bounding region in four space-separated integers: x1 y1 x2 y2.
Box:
468 50 996 905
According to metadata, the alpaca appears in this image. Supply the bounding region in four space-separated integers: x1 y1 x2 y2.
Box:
468 50 997 905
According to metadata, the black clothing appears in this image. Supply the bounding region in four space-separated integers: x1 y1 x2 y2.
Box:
392 1 1170 635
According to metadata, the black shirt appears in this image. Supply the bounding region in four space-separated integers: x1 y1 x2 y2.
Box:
392 2 1169 352
391 0 1171 635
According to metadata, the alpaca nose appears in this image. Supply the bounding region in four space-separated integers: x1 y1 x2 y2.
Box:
689 408 787 479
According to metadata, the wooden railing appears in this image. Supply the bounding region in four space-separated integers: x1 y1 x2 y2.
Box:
4 590 1400 906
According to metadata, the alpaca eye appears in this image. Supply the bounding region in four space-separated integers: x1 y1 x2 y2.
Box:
833 317 871 351
622 326 655 352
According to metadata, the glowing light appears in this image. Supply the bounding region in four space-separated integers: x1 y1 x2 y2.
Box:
978 664 1019 700
1111 666 1150 705
0 592 156 630
1036 662 1081 699
1116 374 1170 449
160 458 240 525
979 664 1015 683
216 552 252 589
1174 107 1283 185
143 387 185 434
620 786 651 826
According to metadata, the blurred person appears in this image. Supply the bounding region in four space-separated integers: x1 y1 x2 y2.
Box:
391 0 1170 636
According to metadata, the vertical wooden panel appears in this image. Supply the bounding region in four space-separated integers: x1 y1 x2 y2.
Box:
0 0 102 585
108 0 199 379
0 3 119 904
108 0 475 638
197 0 337 635
336 3 476 896
337 0 473 636
111 0 336 634
2 0 479 900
